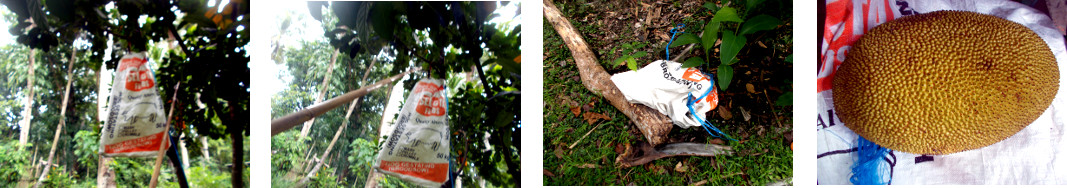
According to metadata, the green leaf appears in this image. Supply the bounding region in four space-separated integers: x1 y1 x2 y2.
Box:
682 57 704 68
614 57 626 65
626 56 639 71
703 2 720 13
669 33 701 48
785 54 793 63
720 30 746 65
496 56 520 75
711 7 744 23
701 21 720 54
775 92 793 106
371 3 397 41
717 64 733 90
739 14 781 35
746 0 766 14
633 51 648 58
634 42 646 49
44 0 75 22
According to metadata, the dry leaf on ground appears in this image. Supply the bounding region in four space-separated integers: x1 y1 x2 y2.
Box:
583 112 610 124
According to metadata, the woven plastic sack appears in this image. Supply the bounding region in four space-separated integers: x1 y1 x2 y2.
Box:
817 0 1067 184
611 60 719 129
100 52 170 157
374 78 450 186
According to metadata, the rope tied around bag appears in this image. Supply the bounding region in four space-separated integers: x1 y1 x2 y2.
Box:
665 23 734 141
666 23 685 60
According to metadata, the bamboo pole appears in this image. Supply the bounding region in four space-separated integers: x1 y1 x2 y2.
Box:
298 50 341 140
33 48 77 188
298 57 378 185
271 69 415 136
149 83 181 188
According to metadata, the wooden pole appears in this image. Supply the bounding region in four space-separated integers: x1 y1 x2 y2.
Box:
149 83 181 188
33 47 77 188
271 69 415 136
297 57 378 185
298 50 341 140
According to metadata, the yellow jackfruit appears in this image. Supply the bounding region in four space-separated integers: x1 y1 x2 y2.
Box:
833 11 1059 155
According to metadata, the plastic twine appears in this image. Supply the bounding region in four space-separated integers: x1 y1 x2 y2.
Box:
666 23 685 60
684 70 735 141
850 136 891 185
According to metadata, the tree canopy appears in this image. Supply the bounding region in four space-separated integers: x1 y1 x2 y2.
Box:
0 0 250 186
315 2 521 186
269 1 521 187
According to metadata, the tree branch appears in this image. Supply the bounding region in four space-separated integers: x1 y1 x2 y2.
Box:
167 25 195 56
544 0 674 146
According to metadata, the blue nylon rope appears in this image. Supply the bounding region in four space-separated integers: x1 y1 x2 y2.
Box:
850 136 890 185
684 71 735 141
666 23 685 60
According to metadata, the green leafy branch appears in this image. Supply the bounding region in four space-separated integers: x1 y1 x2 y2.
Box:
611 41 648 71
670 1 781 90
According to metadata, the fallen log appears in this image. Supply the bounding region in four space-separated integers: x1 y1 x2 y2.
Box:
543 0 673 146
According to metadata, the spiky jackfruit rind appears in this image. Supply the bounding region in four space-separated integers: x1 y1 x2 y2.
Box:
833 10 1059 155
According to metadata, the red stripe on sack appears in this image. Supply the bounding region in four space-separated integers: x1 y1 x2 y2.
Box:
817 73 835 92
118 57 148 71
104 131 170 154
380 161 449 183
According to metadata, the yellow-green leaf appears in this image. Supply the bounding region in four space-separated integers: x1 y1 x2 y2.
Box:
711 7 744 23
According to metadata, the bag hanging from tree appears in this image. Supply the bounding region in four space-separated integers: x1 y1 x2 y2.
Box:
374 78 450 186
100 52 170 157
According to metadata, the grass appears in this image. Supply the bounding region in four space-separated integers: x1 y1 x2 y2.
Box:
542 0 792 186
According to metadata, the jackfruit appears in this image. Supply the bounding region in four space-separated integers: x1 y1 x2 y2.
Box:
833 10 1059 155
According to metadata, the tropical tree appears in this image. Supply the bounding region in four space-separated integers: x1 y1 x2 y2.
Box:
311 1 521 186
0 0 250 187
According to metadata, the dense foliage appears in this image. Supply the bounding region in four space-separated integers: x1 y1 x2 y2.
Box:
0 0 250 186
315 2 521 186
270 1 521 187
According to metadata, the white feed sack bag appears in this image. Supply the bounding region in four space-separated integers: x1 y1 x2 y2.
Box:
611 60 719 129
374 78 450 187
817 0 1067 184
100 52 170 157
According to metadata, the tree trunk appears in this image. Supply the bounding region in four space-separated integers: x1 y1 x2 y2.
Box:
544 0 674 146
180 133 189 168
98 53 111 124
18 50 35 148
298 50 341 140
97 60 117 188
200 136 210 160
364 79 398 188
231 105 245 188
96 156 117 188
298 58 377 185
364 172 382 188
34 47 77 188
